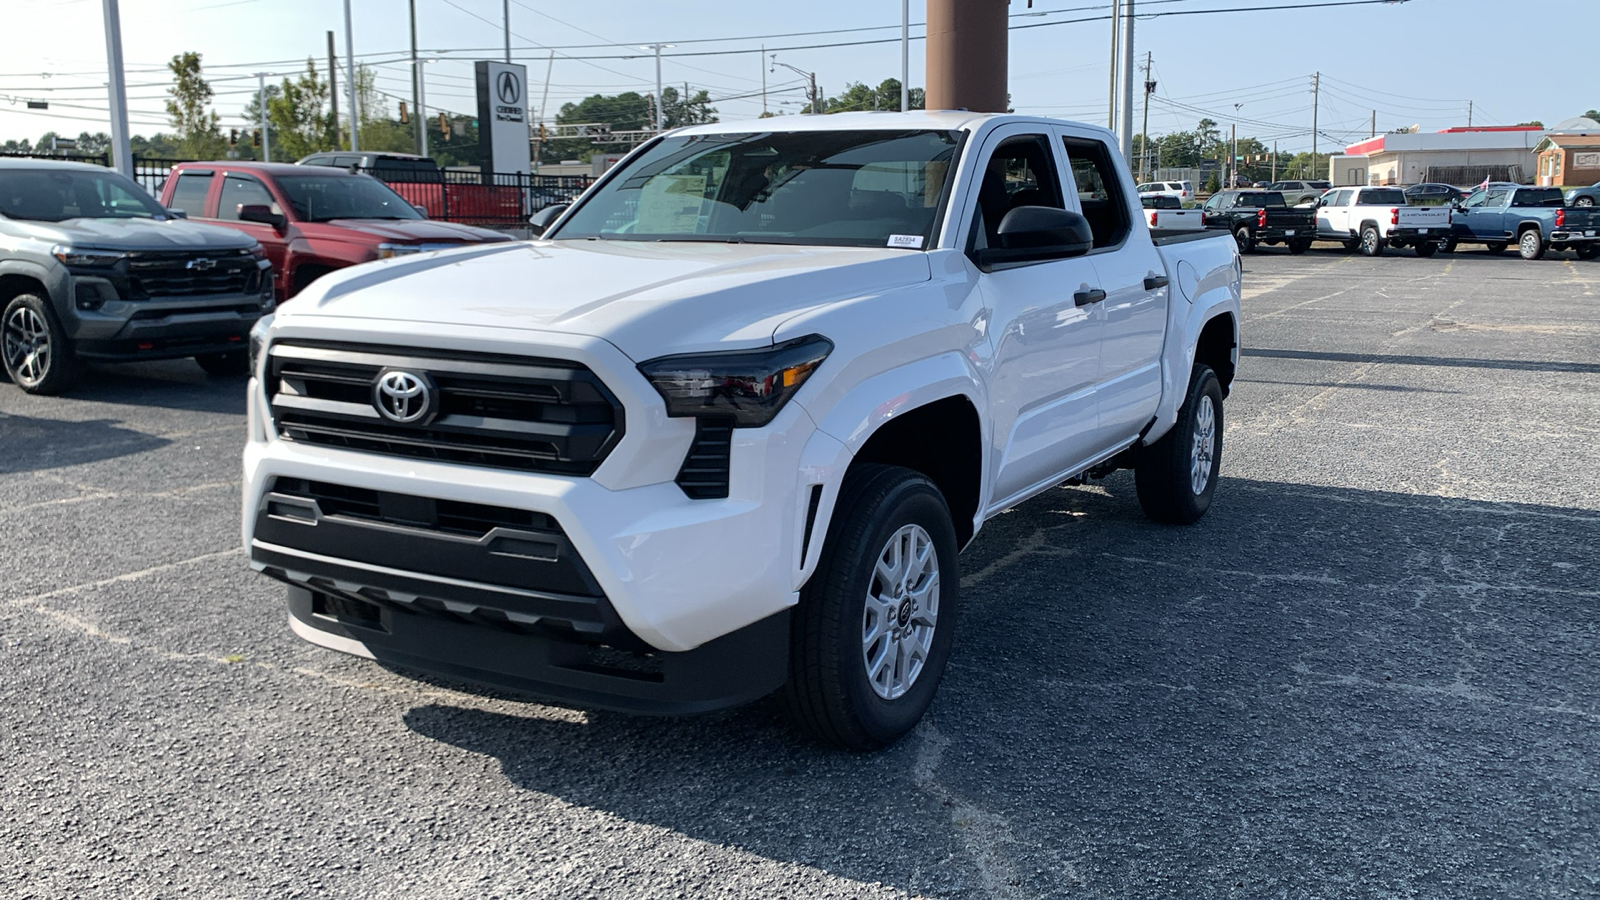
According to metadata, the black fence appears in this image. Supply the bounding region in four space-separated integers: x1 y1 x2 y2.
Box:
1425 164 1526 187
0 151 593 231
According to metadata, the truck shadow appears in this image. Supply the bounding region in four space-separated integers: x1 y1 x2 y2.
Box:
68 360 250 415
402 474 1600 896
0 411 169 475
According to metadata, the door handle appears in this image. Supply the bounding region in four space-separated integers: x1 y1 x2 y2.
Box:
1074 288 1107 307
1144 275 1169 291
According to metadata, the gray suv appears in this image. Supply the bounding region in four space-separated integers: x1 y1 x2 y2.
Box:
0 159 274 394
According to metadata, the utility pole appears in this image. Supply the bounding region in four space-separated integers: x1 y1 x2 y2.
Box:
772 58 818 115
534 50 553 172
503 0 511 63
760 45 767 115
101 0 132 176
345 0 358 151
1370 109 1376 139
327 31 340 149
1230 122 1237 188
1106 0 1120 130
409 0 421 155
1467 100 1473 127
1272 140 1278 182
901 0 910 112
1118 0 1135 159
1139 51 1154 181
256 72 270 162
643 44 671 132
1310 71 1319 177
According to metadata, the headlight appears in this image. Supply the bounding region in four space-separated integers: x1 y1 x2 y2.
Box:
53 245 126 267
375 243 422 260
247 243 268 261
249 315 273 376
638 335 832 428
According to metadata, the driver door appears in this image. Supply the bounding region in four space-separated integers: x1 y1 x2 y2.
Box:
970 127 1105 509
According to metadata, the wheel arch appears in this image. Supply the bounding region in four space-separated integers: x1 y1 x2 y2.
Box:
1194 312 1237 397
847 394 984 548
1515 220 1544 237
0 266 54 306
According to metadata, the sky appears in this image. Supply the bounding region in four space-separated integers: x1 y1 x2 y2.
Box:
3 0 1597 156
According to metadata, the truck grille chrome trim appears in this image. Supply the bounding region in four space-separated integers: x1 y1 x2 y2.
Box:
266 341 624 475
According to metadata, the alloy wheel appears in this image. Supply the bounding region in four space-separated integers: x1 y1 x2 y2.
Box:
3 306 50 385
861 523 940 701
1191 394 1217 495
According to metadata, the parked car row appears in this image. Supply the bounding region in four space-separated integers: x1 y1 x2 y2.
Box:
0 157 514 394
1196 184 1600 260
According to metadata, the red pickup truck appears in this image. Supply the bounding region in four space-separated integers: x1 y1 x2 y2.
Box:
159 162 511 300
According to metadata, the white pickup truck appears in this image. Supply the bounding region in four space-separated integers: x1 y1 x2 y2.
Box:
1142 194 1205 234
1313 186 1451 257
243 112 1241 749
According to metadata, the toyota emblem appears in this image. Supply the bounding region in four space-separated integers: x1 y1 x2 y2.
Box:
497 71 521 105
373 369 436 424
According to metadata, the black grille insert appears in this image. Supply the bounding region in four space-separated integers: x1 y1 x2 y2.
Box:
267 342 624 475
126 250 256 298
676 417 734 499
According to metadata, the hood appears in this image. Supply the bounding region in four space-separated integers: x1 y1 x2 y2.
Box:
318 218 513 243
284 239 932 359
19 217 259 251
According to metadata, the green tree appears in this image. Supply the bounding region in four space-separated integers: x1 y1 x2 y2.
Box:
164 52 225 158
239 84 282 159
542 91 651 163
352 65 414 154
1516 120 1544 128
825 78 925 113
266 59 332 161
658 86 717 129
1586 109 1600 121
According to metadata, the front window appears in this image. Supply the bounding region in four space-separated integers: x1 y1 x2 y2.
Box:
553 129 961 249
0 168 167 222
274 175 423 222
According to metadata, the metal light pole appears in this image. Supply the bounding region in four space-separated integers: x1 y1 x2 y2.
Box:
1106 0 1120 129
772 58 817 115
901 0 909 111
410 0 421 155
256 72 270 162
345 0 358 151
642 44 674 132
415 59 430 158
1118 0 1135 159
503 0 512 63
760 45 767 115
101 0 132 176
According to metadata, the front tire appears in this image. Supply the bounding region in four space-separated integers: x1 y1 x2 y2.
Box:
1518 229 1546 260
2 293 79 395
1135 366 1224 525
783 465 960 750
195 351 250 377
1415 241 1438 258
1360 225 1385 257
1576 197 1595 208
1486 242 1508 254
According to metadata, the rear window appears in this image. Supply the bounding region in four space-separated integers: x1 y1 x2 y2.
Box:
1141 194 1180 209
1514 188 1564 207
1359 189 1407 205
1237 192 1285 208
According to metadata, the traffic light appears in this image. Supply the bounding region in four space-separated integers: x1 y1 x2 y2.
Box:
251 129 261 148
398 101 408 124
537 124 547 141
229 129 238 147
439 112 449 137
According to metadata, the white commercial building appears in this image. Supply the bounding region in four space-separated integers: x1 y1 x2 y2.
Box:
1339 126 1547 187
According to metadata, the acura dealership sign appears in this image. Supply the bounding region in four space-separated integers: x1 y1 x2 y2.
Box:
475 61 531 176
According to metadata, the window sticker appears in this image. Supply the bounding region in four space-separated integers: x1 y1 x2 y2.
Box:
887 234 924 249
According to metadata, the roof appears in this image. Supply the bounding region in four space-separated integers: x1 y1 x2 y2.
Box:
671 110 1086 137
1535 133 1600 151
0 157 112 172
170 160 367 176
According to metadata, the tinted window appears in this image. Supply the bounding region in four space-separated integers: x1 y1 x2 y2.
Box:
1513 188 1564 207
1237 192 1285 208
217 174 278 220
1141 194 1180 209
557 129 960 248
1484 188 1512 208
1308 181 1331 189
970 134 1065 251
1359 189 1406 205
167 171 213 215
1062 136 1131 249
0 168 166 221
275 175 424 221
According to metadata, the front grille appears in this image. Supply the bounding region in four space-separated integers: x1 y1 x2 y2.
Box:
676 417 733 499
267 341 623 475
126 251 256 299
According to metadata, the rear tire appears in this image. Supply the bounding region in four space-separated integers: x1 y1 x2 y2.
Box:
1439 238 1458 254
1415 241 1438 258
1135 366 1224 526
1577 245 1600 260
1518 229 1545 260
2 293 79 395
196 351 250 377
783 464 960 751
1288 239 1311 254
1233 225 1255 254
1359 225 1384 257
1486 242 1508 254
1576 197 1595 207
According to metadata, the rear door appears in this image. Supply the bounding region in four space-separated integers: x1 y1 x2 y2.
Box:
1058 128 1169 452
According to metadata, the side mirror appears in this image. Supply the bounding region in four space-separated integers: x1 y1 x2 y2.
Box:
167 208 188 219
238 204 285 230
974 206 1094 268
528 204 568 237
412 204 429 217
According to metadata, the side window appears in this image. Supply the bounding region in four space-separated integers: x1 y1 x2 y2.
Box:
971 134 1065 251
1203 193 1222 211
1484 188 1511 208
217 174 279 220
1060 137 1131 249
332 155 359 168
1462 190 1486 209
167 171 213 215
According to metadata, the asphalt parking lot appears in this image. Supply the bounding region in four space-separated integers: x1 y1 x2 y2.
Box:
3 246 1599 899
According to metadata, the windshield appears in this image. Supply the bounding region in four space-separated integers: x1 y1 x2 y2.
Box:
553 129 962 248
274 175 423 221
0 168 166 222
